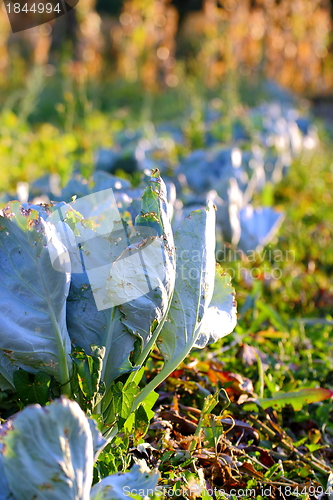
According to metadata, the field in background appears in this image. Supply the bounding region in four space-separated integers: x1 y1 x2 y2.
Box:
1 0 333 95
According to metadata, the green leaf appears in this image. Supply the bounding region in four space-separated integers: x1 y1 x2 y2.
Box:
13 370 51 406
120 171 176 362
114 381 139 420
264 463 282 480
191 391 221 451
0 202 72 394
134 405 150 443
124 366 145 388
123 412 136 436
71 345 105 410
68 290 138 388
106 381 140 429
140 390 159 420
256 302 288 331
202 391 220 415
204 415 224 452
257 387 333 411
305 443 326 452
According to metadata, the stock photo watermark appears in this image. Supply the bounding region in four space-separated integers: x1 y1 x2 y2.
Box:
4 0 79 33
123 484 330 499
45 187 295 313
46 187 167 311
222 247 296 283
180 246 295 283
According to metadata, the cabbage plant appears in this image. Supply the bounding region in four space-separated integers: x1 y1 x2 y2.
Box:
0 398 159 500
0 170 237 434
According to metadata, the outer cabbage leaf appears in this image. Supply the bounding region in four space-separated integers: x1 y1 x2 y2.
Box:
1 398 99 500
90 460 160 500
0 453 14 500
120 172 176 352
157 203 217 367
66 171 176 387
238 205 285 253
88 418 107 460
67 276 138 386
195 269 237 347
133 203 232 411
0 202 72 391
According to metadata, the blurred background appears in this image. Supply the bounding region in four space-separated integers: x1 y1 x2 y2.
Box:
2 0 333 92
1 0 333 191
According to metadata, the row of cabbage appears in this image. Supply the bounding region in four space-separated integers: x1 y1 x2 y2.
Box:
11 100 317 254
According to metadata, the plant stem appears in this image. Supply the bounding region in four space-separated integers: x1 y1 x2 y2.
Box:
101 308 117 383
256 352 264 399
131 349 190 413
